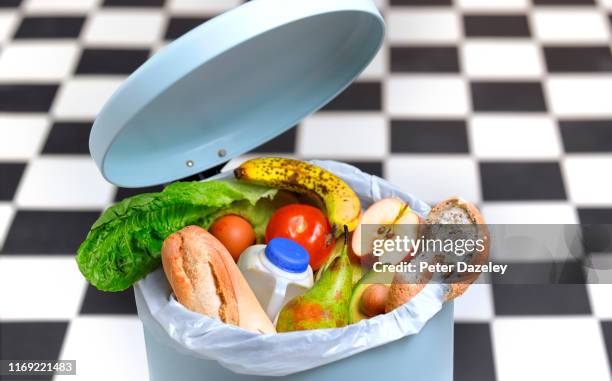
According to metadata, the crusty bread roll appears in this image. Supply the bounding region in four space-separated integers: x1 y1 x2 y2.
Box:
162 225 275 334
385 272 431 313
428 197 489 301
385 197 489 312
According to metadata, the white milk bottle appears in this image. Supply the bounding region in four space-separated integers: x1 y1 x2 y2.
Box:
238 238 314 321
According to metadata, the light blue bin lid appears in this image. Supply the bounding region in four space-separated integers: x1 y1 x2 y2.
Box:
89 0 385 188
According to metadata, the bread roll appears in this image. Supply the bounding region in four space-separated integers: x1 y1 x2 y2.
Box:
385 197 489 311
385 272 431 314
428 197 489 301
162 225 275 334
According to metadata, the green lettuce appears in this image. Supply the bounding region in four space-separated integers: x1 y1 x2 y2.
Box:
76 180 278 292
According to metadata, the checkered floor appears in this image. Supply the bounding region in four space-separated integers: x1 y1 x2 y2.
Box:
0 0 612 380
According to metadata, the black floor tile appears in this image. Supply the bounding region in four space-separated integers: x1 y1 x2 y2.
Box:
491 262 590 316
80 285 137 314
534 0 595 3
0 322 68 381
0 85 58 112
471 82 546 112
0 163 26 201
391 120 468 153
560 120 612 152
580 225 612 255
42 122 92 154
390 0 452 5
544 47 612 72
321 82 381 111
0 322 68 358
76 49 150 75
454 323 496 381
1 211 101 254
578 213 612 256
103 0 165 6
579 209 612 224
0 370 53 380
114 185 163 202
250 126 297 154
602 321 612 371
492 261 586 284
480 162 566 201
345 161 384 178
464 15 531 37
492 284 591 315
390 47 460 73
14 16 85 39
165 17 211 40
0 0 21 7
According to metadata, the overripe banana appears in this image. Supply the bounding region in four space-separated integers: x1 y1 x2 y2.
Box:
234 158 361 234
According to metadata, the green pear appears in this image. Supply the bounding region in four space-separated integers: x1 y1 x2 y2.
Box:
277 227 353 332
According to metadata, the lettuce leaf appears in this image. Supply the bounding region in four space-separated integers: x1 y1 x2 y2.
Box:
76 180 277 292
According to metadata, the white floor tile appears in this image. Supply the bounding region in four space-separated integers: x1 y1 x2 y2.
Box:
493 317 611 381
482 202 577 224
0 42 79 82
15 157 115 209
0 115 49 160
547 77 612 117
600 0 612 10
0 257 86 319
84 11 165 46
463 41 543 78
168 0 241 13
52 78 123 119
470 116 562 159
482 203 581 262
373 0 387 9
386 156 480 204
457 0 528 11
23 0 100 13
0 11 18 43
387 10 460 44
0 203 14 250
386 76 469 117
490 225 581 262
533 10 610 43
56 317 149 381
299 114 387 158
453 284 494 322
589 284 612 319
359 44 387 80
564 157 612 206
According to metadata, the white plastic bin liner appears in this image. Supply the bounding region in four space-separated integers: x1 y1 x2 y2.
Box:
134 160 448 377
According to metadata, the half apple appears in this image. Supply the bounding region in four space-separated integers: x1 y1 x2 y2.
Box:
351 198 421 266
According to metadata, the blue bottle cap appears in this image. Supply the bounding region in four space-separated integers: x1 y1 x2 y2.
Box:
265 238 310 274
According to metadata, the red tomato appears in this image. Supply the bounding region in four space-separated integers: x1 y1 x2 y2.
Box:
210 215 255 261
265 204 335 270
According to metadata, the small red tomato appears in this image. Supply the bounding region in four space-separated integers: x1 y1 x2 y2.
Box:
210 215 255 261
265 204 335 270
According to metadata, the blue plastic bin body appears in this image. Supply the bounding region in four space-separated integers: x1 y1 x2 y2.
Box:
138 302 453 381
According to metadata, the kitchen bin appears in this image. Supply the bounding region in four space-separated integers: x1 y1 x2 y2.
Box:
87 0 455 379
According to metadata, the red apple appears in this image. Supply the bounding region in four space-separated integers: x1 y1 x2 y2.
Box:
352 198 421 266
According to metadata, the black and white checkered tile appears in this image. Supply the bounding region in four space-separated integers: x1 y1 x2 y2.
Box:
0 0 611 380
